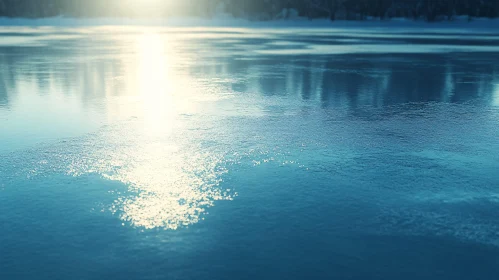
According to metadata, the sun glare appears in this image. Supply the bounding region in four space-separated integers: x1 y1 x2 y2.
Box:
136 33 173 135
87 30 234 230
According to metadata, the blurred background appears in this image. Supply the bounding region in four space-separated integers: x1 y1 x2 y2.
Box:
0 0 498 21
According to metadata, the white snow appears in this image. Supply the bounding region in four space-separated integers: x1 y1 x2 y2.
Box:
1 15 499 31
255 44 499 56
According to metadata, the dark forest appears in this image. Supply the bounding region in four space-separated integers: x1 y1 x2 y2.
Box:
0 0 498 21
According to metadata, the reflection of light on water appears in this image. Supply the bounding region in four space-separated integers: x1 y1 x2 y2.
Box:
65 31 234 230
65 126 234 230
105 143 232 230
136 33 175 136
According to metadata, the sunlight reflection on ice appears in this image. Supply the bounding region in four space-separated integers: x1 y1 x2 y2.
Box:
64 124 235 230
64 31 235 230
104 143 232 230
0 28 238 231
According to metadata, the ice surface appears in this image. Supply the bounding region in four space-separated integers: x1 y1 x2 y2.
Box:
1 26 499 279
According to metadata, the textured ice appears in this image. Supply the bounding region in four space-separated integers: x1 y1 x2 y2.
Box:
1 25 499 279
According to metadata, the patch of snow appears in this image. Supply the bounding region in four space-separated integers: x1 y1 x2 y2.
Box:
1 15 499 31
254 44 499 56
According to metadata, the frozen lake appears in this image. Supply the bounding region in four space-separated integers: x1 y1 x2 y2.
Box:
1 26 499 279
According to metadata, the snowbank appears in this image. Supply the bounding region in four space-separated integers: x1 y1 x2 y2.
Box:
0 15 499 30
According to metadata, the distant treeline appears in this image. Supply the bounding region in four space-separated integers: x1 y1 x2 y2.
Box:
0 0 498 21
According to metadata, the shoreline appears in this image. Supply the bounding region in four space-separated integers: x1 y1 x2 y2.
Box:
1 16 499 30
